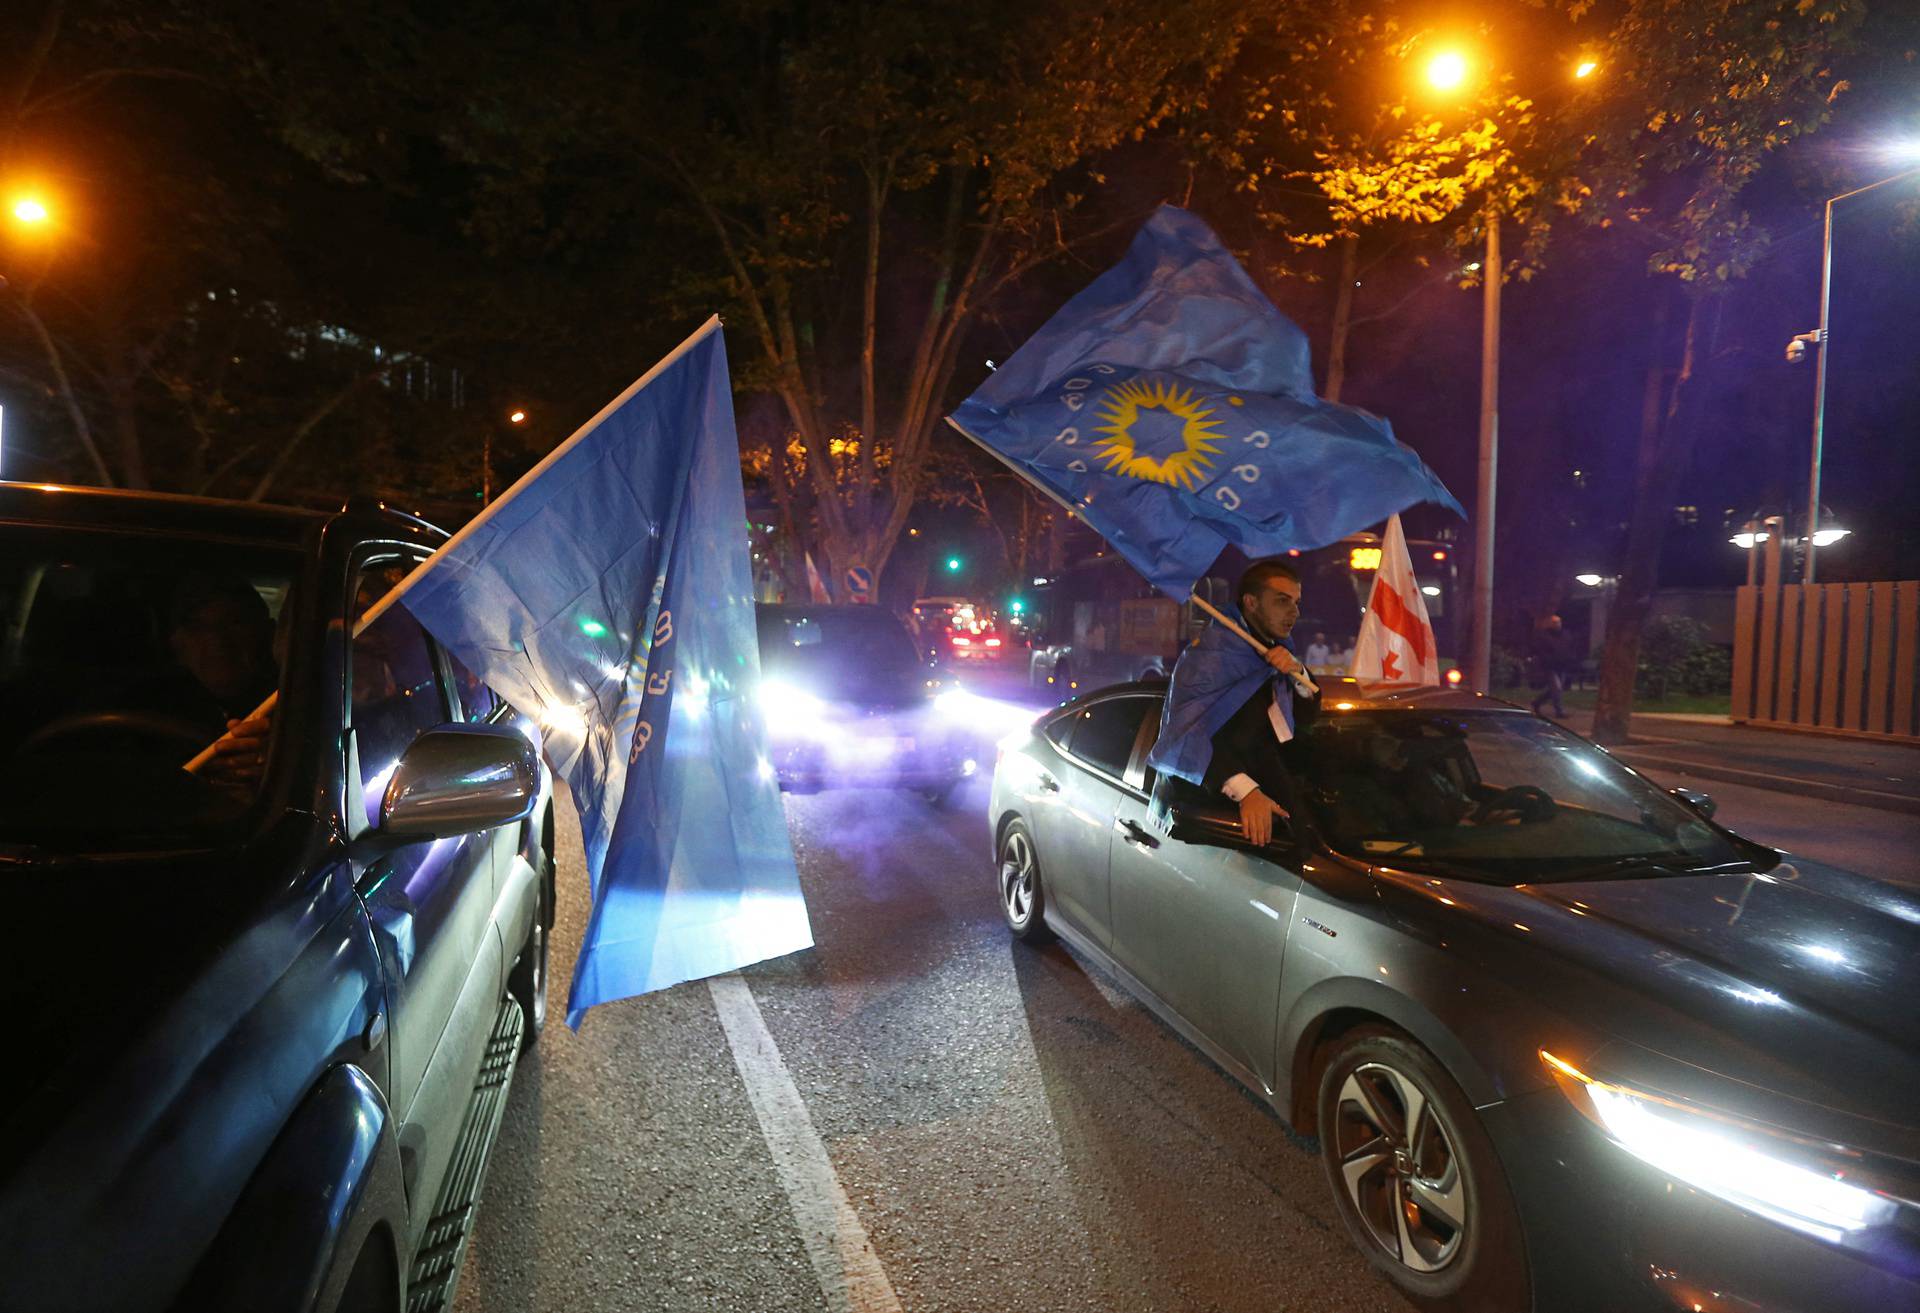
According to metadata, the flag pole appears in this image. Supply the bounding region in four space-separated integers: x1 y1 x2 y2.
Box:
187 314 728 774
1188 593 1266 654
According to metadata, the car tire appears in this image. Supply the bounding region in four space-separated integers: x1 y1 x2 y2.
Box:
996 819 1055 944
1315 1027 1529 1312
508 839 551 1057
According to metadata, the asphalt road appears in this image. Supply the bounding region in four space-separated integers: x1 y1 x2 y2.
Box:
454 770 1409 1313
454 672 1918 1313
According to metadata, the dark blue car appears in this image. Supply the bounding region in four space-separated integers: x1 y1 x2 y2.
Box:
0 484 553 1313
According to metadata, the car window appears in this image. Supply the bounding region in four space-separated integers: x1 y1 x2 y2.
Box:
445 647 502 722
1294 710 1757 881
0 526 299 846
351 564 449 826
1064 697 1149 779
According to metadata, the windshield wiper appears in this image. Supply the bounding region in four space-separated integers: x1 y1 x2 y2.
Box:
1551 854 1747 881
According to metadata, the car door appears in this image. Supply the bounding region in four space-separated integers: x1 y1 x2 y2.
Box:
346 554 502 1206
1109 709 1305 1091
1029 694 1157 950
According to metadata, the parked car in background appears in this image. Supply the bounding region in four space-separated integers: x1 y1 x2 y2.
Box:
990 677 1920 1312
0 484 554 1313
910 595 1010 666
757 603 976 803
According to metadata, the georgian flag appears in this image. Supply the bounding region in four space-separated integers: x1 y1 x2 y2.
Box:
804 551 832 603
1352 514 1440 686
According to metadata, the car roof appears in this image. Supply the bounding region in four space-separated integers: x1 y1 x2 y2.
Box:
1054 675 1530 717
0 482 447 551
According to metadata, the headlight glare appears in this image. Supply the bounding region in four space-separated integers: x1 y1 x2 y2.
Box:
1541 1050 1901 1245
760 679 829 738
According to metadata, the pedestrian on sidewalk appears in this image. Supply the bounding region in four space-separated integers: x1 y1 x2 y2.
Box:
1530 614 1573 719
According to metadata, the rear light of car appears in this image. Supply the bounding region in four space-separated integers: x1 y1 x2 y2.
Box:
951 635 972 646
985 637 1002 647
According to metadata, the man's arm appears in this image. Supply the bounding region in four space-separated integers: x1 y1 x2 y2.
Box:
1203 692 1292 845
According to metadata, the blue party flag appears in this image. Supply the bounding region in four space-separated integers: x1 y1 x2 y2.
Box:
392 318 812 1027
948 205 1462 598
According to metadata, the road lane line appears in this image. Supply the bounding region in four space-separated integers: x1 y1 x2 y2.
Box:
708 973 903 1313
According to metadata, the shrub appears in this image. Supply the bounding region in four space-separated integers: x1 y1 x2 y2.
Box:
1636 616 1731 699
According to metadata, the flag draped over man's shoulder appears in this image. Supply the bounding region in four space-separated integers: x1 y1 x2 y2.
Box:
948 204 1462 599
1351 514 1441 686
1144 609 1285 786
396 317 812 1027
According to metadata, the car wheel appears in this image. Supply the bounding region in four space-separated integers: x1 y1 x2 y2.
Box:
996 820 1055 944
1316 1027 1528 1311
508 840 550 1057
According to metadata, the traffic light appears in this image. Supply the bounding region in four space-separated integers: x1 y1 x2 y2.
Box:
1009 598 1025 614
945 556 962 572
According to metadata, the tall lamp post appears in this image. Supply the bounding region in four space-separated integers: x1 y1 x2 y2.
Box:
1421 48 1596 692
1785 160 1920 584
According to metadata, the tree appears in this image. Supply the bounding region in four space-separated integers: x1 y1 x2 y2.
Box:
1576 0 1863 744
1188 3 1588 403
626 0 1303 592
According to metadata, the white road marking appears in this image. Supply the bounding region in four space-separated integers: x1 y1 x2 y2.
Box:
708 973 903 1313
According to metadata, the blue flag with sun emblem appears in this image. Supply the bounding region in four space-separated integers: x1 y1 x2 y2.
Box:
947 205 1462 597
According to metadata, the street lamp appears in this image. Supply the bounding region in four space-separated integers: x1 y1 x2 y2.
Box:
1426 51 1469 91
1784 152 1920 583
10 197 49 226
1419 49 1596 694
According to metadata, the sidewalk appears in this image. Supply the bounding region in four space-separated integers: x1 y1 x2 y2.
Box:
1556 710 1920 816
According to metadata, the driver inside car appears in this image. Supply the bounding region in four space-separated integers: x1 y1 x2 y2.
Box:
159 573 280 793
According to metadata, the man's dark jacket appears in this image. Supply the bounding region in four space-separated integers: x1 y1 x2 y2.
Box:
1200 668 1322 814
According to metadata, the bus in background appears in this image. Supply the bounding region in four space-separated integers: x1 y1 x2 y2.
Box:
1022 531 1460 692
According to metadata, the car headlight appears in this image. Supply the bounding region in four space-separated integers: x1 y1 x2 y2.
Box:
1541 1050 1903 1244
760 679 829 738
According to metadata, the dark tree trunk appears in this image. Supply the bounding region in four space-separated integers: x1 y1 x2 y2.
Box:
1591 295 1717 744
1323 234 1359 404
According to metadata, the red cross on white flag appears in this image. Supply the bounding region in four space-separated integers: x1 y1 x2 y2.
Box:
1351 515 1440 686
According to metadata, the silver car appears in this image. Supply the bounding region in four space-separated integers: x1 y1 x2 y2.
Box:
989 679 1920 1312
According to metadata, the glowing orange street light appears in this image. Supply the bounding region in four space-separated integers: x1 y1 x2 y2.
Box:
1425 50 1469 91
508 409 527 424
10 197 50 226
1574 59 1599 79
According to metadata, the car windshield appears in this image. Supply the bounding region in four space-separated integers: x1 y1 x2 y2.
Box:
0 526 300 849
1293 710 1763 881
757 608 926 700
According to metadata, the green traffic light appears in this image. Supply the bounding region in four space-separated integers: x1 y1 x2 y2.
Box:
1009 598 1024 613
946 557 962 572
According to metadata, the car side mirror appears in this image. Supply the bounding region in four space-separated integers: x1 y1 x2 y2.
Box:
1150 772 1291 855
378 724 540 841
1669 786 1716 821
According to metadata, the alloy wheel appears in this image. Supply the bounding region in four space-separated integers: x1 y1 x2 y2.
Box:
1000 830 1036 928
1332 1060 1469 1274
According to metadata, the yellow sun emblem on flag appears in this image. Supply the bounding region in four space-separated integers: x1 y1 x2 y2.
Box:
1089 378 1224 489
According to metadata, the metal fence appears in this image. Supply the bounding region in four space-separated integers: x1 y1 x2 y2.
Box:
1732 580 1920 740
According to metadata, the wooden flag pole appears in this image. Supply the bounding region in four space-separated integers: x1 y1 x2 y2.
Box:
1189 592 1319 696
1189 593 1266 654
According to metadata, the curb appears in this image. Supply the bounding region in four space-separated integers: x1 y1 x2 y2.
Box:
1610 749 1920 818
